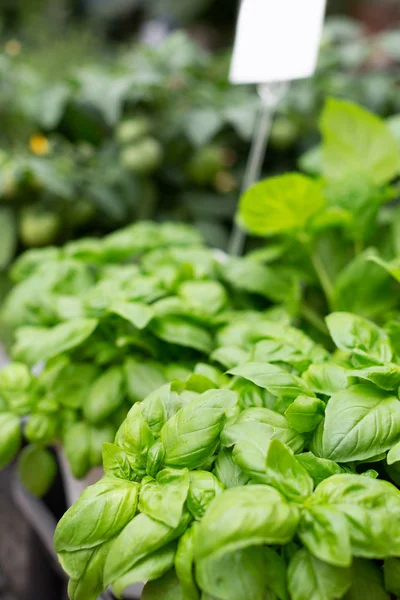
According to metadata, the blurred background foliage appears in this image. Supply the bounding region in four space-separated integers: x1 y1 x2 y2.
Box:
0 0 398 280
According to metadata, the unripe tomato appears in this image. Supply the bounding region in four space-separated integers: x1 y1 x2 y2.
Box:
270 117 299 149
120 138 163 175
116 117 152 145
187 145 224 185
19 207 61 247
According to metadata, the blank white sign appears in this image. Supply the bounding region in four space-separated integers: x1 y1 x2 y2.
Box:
230 0 327 84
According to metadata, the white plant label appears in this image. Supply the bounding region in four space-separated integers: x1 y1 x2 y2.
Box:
230 0 327 84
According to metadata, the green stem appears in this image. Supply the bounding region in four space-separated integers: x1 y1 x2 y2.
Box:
309 250 335 310
300 305 329 337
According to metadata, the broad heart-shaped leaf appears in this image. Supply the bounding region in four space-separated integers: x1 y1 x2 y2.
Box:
298 506 351 567
108 301 155 329
229 362 312 399
345 559 390 600
318 384 400 463
151 316 213 354
138 468 190 528
238 173 325 236
54 477 139 552
310 474 400 559
12 319 98 366
160 389 237 469
196 547 269 600
287 548 351 600
103 511 190 588
193 485 299 563
320 97 400 185
326 312 392 366
263 439 313 502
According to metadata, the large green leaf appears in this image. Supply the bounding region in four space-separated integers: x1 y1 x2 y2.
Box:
238 173 325 236
320 98 400 185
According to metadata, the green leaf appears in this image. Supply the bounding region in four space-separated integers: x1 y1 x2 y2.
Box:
311 474 400 559
213 448 249 489
287 548 351 600
151 316 213 354
175 526 200 600
229 362 312 399
298 506 351 567
196 547 269 600
368 255 400 283
318 384 400 462
0 412 21 468
302 363 353 396
112 543 177 597
187 471 224 520
285 395 325 433
320 97 400 185
118 403 155 476
83 366 125 424
296 452 345 486
263 439 313 502
238 173 325 236
210 346 250 370
0 207 17 269
102 443 134 480
383 557 400 596
161 389 237 469
54 476 139 552
140 384 185 438
326 312 392 366
12 319 98 366
139 468 190 528
194 485 299 562
51 363 99 409
344 559 390 600
109 301 155 329
17 446 57 497
103 511 190 588
178 280 227 317
63 422 91 479
351 364 400 391
142 569 184 600
124 358 167 404
387 440 400 465
63 541 112 600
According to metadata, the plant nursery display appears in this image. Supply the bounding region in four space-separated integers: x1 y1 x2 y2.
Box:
54 310 400 600
0 219 296 492
0 18 399 269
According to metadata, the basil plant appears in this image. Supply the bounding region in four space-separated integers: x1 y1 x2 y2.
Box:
0 220 296 494
238 98 400 341
55 310 400 600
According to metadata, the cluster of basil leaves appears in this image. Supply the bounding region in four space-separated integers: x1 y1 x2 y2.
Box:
0 219 297 491
53 310 400 600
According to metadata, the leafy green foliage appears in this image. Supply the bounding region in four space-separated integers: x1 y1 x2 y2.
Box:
53 309 400 599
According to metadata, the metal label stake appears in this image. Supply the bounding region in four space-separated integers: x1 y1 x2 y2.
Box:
228 81 288 256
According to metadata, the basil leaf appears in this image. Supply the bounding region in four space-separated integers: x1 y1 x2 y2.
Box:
0 412 21 468
383 557 400 596
142 569 184 600
139 468 189 528
298 506 351 567
229 362 312 399
302 363 352 396
83 366 125 424
17 446 57 498
344 559 390 600
175 526 199 600
319 384 400 462
124 358 167 404
187 471 224 520
109 301 154 329
263 439 313 502
285 395 325 433
287 548 351 600
213 447 249 489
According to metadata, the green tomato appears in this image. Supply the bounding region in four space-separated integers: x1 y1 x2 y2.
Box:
270 117 299 149
19 207 61 247
120 138 163 175
187 145 224 185
116 117 152 144
17 446 57 497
